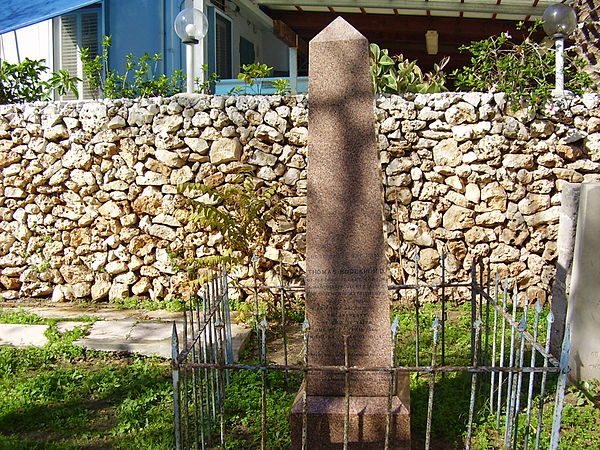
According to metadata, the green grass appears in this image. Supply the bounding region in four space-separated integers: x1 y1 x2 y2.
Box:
0 311 174 449
110 296 187 312
1 305 597 448
213 367 302 449
0 308 50 325
392 301 599 448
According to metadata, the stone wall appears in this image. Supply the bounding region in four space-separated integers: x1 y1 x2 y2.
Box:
0 93 599 304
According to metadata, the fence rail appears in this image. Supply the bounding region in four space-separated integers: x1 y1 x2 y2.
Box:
172 257 570 449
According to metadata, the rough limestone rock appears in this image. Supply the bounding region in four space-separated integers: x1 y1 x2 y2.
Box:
433 139 462 166
209 138 242 164
0 93 597 304
443 205 475 230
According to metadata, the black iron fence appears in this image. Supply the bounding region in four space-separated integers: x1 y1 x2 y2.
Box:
171 257 570 449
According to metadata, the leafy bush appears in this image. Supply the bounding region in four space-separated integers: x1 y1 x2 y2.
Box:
369 43 448 94
228 63 291 95
176 173 281 286
452 21 593 109
81 35 185 99
234 62 273 95
195 63 221 94
0 58 79 104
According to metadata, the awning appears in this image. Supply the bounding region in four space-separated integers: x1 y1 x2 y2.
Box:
0 0 101 35
256 0 556 21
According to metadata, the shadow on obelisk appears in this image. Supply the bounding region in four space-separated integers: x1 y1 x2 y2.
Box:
290 17 410 449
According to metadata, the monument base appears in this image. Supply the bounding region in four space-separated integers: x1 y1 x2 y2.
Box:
290 379 410 449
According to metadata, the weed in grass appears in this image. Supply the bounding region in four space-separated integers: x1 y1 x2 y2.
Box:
0 308 47 325
0 326 174 448
111 296 186 312
211 365 301 449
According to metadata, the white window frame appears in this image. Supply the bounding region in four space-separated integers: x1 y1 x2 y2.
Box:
53 6 100 99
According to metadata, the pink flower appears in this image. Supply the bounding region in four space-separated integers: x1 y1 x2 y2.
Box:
545 103 558 116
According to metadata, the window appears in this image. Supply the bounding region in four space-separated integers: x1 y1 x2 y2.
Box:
215 13 232 79
239 36 255 67
54 8 99 99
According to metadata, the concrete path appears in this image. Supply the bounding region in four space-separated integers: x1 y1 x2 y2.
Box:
0 305 250 360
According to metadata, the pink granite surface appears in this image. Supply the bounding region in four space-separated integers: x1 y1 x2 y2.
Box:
306 16 391 397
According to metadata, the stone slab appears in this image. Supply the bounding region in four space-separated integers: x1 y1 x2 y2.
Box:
292 374 410 448
0 323 49 347
74 320 250 360
84 320 137 340
566 183 600 383
56 321 89 333
290 391 410 449
128 322 174 342
306 17 391 397
18 306 164 321
0 307 250 361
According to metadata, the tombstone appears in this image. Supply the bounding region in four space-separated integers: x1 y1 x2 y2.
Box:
566 183 600 383
550 182 580 357
290 17 410 449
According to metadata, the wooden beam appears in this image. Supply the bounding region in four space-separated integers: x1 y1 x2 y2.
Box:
273 19 309 55
266 10 533 42
256 1 547 18
263 10 539 73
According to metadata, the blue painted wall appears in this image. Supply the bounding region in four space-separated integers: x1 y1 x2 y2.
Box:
104 0 183 76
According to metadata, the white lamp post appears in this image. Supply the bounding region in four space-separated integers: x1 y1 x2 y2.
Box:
174 7 208 94
542 3 577 96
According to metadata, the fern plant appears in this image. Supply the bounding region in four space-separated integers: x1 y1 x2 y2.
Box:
177 174 281 288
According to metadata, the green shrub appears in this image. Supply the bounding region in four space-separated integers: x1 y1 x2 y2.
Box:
369 43 448 94
195 63 221 94
176 173 281 287
0 58 79 104
451 21 593 109
81 35 185 99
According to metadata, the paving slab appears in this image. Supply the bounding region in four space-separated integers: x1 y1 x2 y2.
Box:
0 323 49 347
0 305 251 361
56 321 89 333
128 322 174 342
85 320 137 339
20 306 144 321
230 323 251 361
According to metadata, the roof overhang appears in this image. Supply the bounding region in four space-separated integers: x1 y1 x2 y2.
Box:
251 0 561 74
254 0 559 22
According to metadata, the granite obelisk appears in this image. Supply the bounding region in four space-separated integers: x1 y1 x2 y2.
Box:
290 17 410 449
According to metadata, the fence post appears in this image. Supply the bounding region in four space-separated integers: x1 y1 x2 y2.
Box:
414 252 421 367
259 317 269 450
172 323 182 450
549 324 570 450
302 317 309 450
385 316 400 450
440 253 447 367
425 317 440 450
535 311 554 450
466 319 482 449
470 263 477 364
524 301 543 450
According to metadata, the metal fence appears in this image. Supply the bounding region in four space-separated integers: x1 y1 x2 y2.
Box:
172 257 571 449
